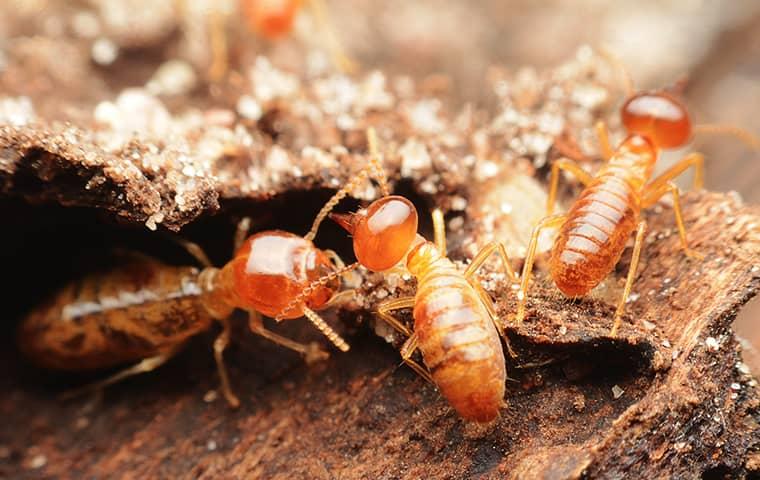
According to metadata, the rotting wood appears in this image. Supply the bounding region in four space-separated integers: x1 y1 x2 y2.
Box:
1 157 758 478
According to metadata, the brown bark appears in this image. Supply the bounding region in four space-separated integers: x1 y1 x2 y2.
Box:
1 185 758 478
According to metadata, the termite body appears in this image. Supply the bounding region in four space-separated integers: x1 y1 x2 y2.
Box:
20 255 211 372
516 88 758 334
409 242 506 422
549 133 655 298
283 129 518 422
336 197 513 422
19 229 353 407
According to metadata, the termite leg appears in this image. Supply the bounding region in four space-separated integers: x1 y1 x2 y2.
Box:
595 121 614 161
470 280 497 329
642 181 703 259
213 317 240 408
599 45 635 97
465 241 518 283
693 124 760 151
611 221 647 336
302 307 350 352
208 7 228 82
304 127 389 242
248 311 329 362
399 333 434 384
311 250 359 308
646 152 704 192
546 158 593 216
324 249 346 268
324 288 356 309
305 0 357 74
376 296 415 337
324 249 362 289
463 239 518 354
432 208 447 253
233 217 252 253
376 297 433 383
60 346 181 401
515 214 567 325
469 278 517 358
169 237 213 268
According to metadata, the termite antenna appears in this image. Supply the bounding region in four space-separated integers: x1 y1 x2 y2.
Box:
302 307 350 352
304 170 372 242
306 0 357 74
276 261 359 320
366 126 390 197
693 124 760 151
598 45 634 97
160 233 214 268
303 127 390 242
275 261 359 351
208 7 229 82
663 75 690 97
277 257 358 305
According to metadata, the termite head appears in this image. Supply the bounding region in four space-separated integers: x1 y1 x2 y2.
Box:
241 0 302 39
330 196 419 272
227 231 340 319
621 91 692 149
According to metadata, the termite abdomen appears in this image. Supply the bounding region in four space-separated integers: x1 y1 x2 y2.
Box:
550 175 639 297
18 257 208 371
412 259 506 422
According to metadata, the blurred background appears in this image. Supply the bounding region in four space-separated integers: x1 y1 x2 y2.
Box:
1 0 759 368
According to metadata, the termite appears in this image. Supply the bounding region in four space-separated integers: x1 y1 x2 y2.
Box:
278 128 519 422
514 61 760 335
208 0 356 81
240 0 302 40
18 220 357 408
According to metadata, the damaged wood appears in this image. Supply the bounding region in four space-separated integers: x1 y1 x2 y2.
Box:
1 169 758 479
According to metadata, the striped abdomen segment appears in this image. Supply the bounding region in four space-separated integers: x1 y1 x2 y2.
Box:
550 174 640 296
413 259 506 422
18 256 211 371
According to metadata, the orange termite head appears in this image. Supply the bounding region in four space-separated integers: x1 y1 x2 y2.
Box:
228 231 339 319
621 91 692 149
330 196 419 272
240 0 302 39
